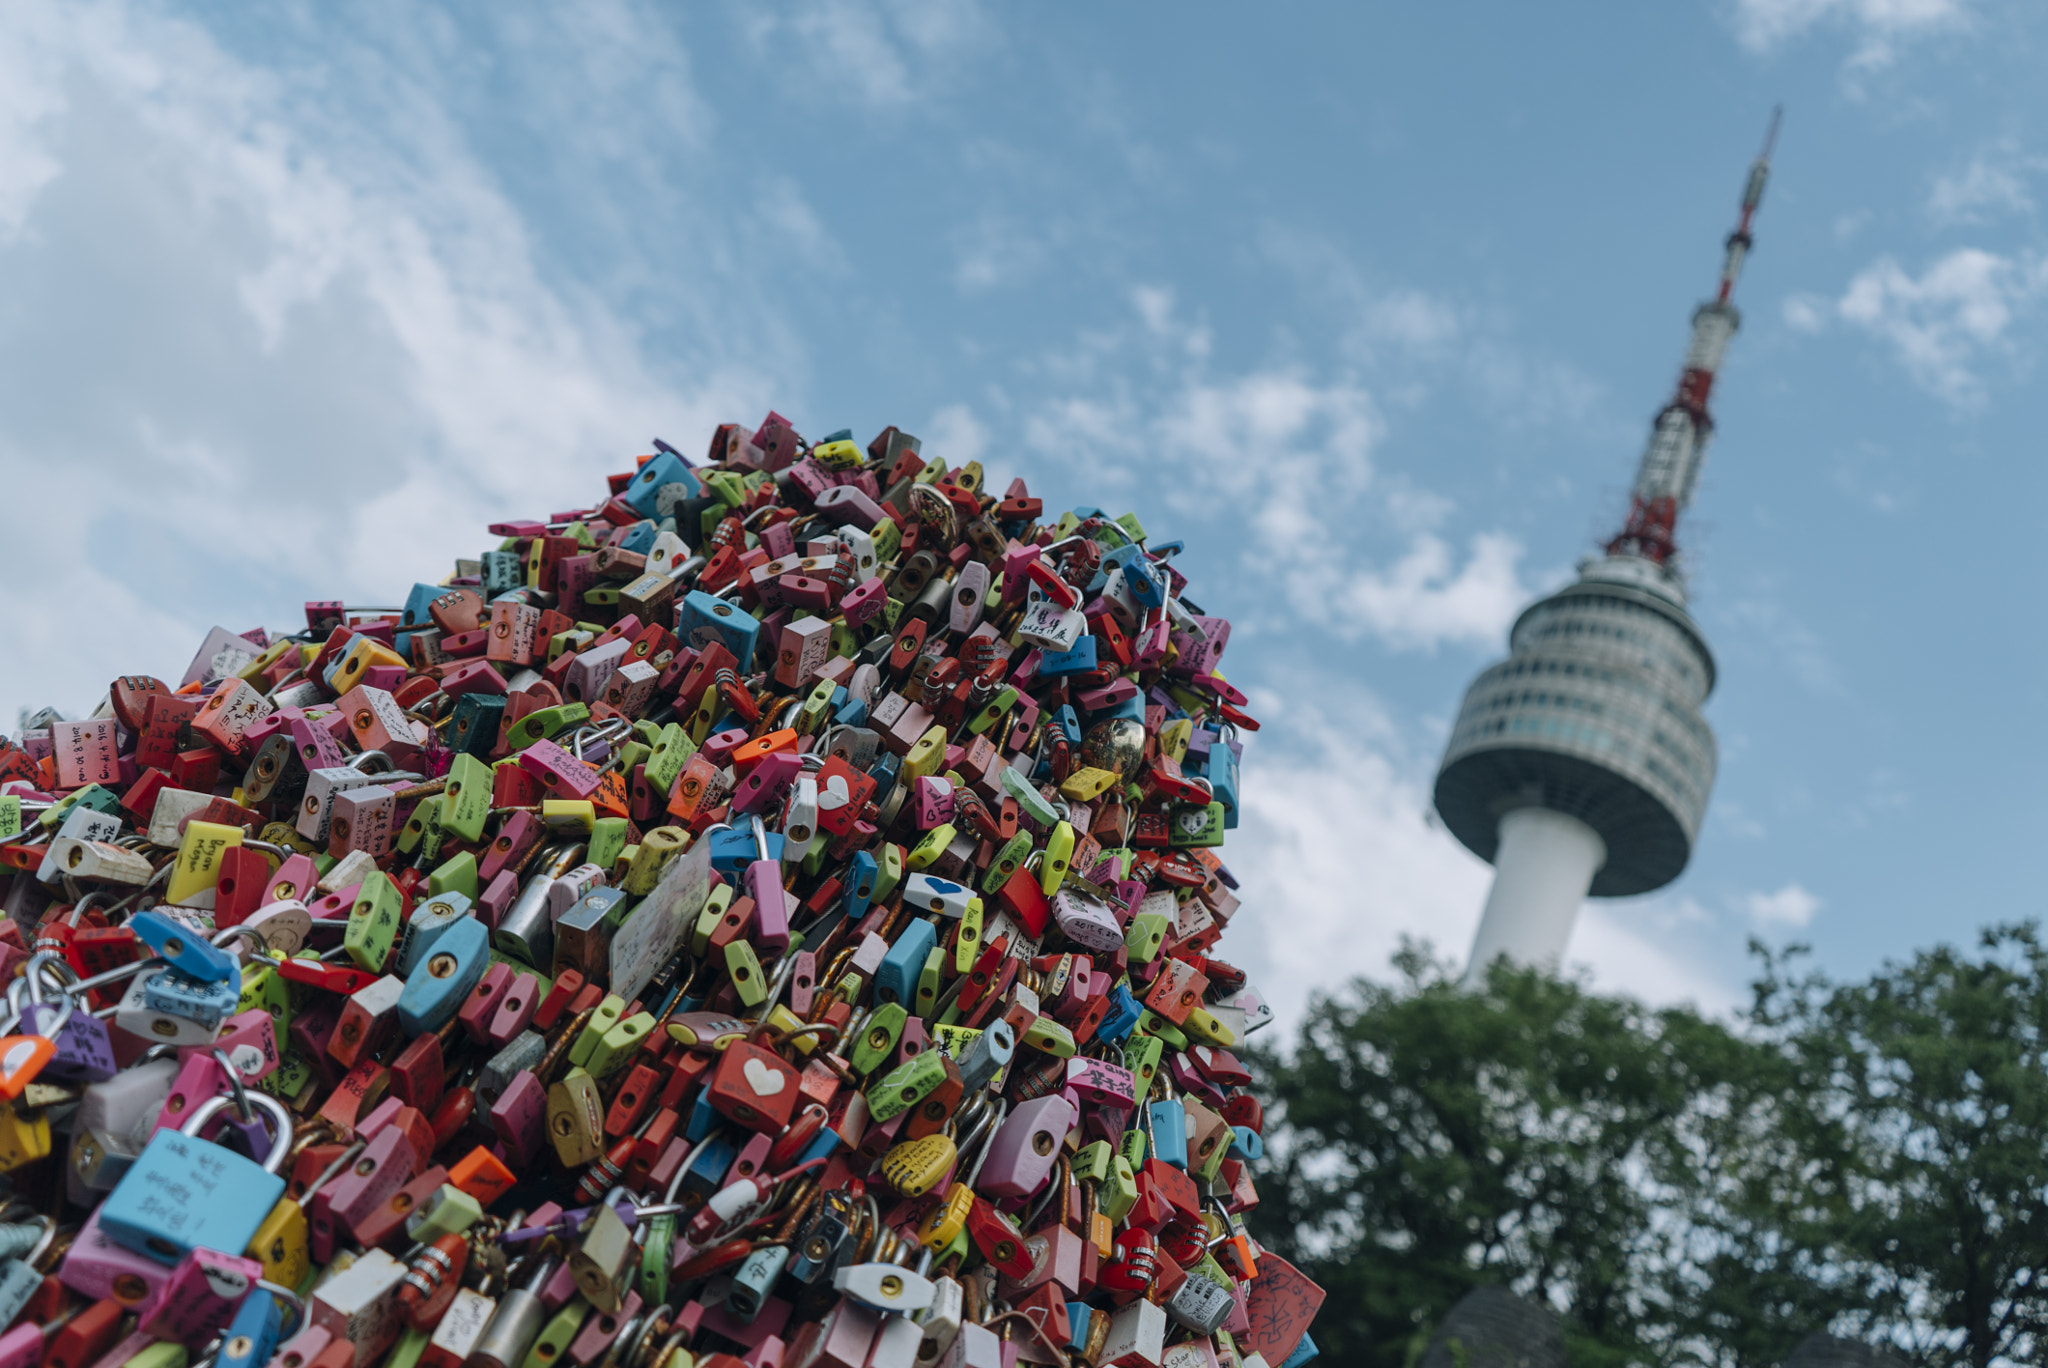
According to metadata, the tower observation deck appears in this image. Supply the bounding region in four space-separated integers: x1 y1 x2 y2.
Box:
1436 115 1777 982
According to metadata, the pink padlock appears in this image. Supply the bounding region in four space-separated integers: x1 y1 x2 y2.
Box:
562 638 628 705
487 971 542 1045
912 777 955 829
264 851 322 905
460 962 516 1041
190 682 273 760
519 739 603 799
725 1132 773 1186
153 1052 230 1135
136 1246 262 1345
745 861 792 955
440 660 509 698
334 684 420 764
186 1008 282 1083
701 729 751 767
328 784 397 860
731 752 801 817
976 1095 1075 1202
1066 1057 1136 1109
813 484 887 530
490 1072 548 1167
59 1207 172 1306
313 1124 419 1258
838 578 887 627
1052 889 1125 954
569 1290 642 1367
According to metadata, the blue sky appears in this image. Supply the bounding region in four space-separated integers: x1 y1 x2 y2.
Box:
3 0 2042 1028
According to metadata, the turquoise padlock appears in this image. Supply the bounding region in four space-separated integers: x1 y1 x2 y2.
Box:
396 916 489 1036
1147 1099 1189 1169
129 910 237 984
215 1286 287 1368
98 1091 291 1264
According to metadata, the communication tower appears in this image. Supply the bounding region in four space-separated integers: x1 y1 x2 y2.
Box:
1435 114 1779 982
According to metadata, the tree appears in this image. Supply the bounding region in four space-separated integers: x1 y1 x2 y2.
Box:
1751 925 2048 1367
1246 944 1837 1368
1248 928 2048 1368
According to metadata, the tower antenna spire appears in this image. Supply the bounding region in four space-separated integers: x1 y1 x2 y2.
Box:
1603 109 1780 571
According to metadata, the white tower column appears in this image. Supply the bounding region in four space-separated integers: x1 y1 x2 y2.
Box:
1461 807 1607 986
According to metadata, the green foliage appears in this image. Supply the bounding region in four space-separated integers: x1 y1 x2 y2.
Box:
1751 925 2048 1368
1247 930 2048 1368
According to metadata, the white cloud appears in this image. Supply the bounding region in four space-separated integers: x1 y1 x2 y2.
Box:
0 0 767 723
1565 904 1743 1015
923 403 988 468
1743 882 1822 929
1017 290 1534 653
1929 148 2038 226
952 214 1050 293
1226 677 1743 1034
739 0 992 109
1728 0 1966 67
1795 249 2048 403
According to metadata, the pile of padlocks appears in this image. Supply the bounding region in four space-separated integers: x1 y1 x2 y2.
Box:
0 416 1325 1368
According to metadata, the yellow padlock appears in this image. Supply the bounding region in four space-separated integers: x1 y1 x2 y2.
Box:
0 1101 51 1172
917 1182 975 1248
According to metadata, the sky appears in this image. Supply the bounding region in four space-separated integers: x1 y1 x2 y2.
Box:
2 0 2044 1035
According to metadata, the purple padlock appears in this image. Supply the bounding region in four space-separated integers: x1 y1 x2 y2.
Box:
22 999 115 1083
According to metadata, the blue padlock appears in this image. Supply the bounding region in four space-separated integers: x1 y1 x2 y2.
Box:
99 1091 292 1265
1053 706 1082 745
842 850 879 921
1228 1125 1264 1162
798 1124 842 1167
396 916 489 1036
481 550 523 596
396 581 443 655
874 919 937 1007
1038 637 1097 678
142 967 241 1029
684 1133 737 1193
618 520 659 555
621 451 700 517
1201 743 1241 830
708 825 782 875
215 1286 287 1368
1124 556 1166 609
727 1246 791 1324
130 910 237 984
1065 1304 1093 1352
1148 1100 1189 1169
1097 985 1142 1046
684 1091 722 1144
678 590 759 670
397 891 474 976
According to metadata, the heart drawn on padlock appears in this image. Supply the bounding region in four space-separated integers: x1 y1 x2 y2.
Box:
817 774 852 811
743 1056 787 1097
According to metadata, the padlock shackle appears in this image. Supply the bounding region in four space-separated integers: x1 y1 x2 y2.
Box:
182 1089 294 1172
